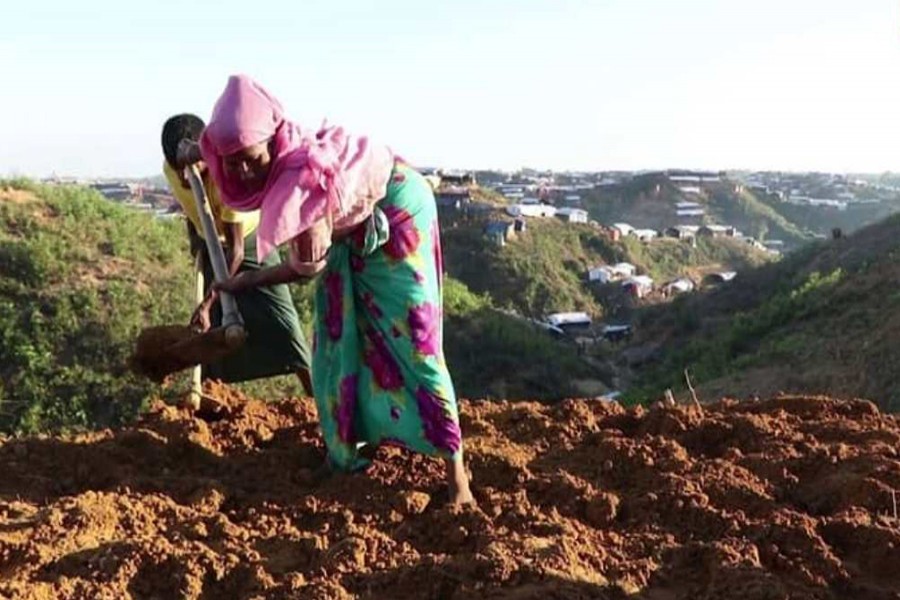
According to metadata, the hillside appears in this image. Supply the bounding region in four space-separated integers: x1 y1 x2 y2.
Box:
441 212 772 319
767 197 900 239
441 278 604 400
442 218 607 318
625 213 900 411
615 235 771 284
1 386 899 599
581 174 809 248
0 181 192 433
741 174 900 238
705 184 807 242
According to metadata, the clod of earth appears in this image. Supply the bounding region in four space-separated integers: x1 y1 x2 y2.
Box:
131 325 244 382
1 384 899 599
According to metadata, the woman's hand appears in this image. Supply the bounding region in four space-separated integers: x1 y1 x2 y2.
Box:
294 218 333 263
287 218 331 278
291 258 328 278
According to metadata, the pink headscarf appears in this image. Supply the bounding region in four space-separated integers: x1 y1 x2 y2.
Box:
200 75 394 261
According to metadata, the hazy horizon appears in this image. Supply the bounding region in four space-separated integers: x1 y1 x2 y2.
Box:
3 0 899 178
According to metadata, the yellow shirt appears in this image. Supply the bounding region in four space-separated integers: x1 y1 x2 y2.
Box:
162 162 259 238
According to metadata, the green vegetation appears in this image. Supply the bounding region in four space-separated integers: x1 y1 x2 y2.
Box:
470 187 508 206
580 174 668 229
441 277 598 400
0 180 192 434
768 197 900 238
442 218 606 318
616 235 771 282
443 276 490 315
707 188 806 243
442 213 771 319
622 209 900 412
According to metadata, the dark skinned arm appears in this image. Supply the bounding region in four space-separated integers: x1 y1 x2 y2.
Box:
214 259 325 294
215 218 331 294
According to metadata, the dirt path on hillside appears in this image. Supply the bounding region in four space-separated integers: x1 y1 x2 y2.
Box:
1 385 899 599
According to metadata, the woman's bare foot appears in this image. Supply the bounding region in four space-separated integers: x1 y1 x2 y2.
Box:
447 457 476 505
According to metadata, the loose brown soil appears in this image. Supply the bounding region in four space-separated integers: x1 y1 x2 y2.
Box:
1 386 899 599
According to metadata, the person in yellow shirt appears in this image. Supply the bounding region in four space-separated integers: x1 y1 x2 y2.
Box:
162 114 312 394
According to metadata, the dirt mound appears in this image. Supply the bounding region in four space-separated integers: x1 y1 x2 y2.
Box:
1 387 899 599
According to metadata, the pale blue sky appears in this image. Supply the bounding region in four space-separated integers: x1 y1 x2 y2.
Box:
2 0 899 177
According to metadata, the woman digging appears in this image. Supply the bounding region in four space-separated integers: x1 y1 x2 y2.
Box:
182 75 473 505
160 114 314 396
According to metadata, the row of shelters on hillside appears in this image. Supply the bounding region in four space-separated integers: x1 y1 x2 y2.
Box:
585 257 737 299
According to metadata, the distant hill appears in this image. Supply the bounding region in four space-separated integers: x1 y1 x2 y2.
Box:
625 212 900 411
616 234 772 284
581 174 809 249
752 188 900 238
442 217 607 318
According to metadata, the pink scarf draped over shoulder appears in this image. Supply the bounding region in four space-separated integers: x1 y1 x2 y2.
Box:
199 75 395 261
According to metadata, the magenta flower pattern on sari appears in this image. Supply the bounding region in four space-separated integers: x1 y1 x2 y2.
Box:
431 220 444 284
408 302 441 357
383 205 420 260
351 222 368 249
364 329 404 390
310 172 464 469
324 272 343 340
335 375 358 443
415 386 461 453
361 291 384 319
